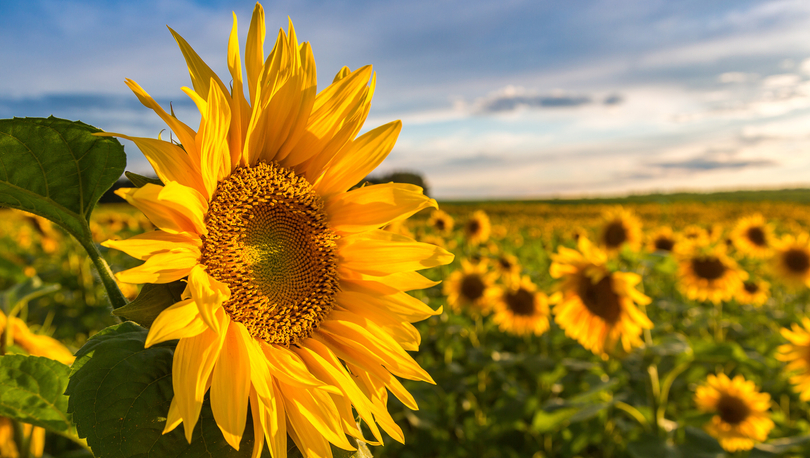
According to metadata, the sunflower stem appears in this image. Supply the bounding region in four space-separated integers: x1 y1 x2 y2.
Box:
713 300 724 342
78 230 128 310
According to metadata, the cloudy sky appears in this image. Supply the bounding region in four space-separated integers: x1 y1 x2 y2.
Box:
3 0 810 199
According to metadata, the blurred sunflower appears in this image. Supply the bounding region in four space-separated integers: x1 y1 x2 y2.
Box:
494 253 521 283
676 243 746 304
730 214 773 258
776 318 810 401
694 373 773 452
680 225 711 245
598 207 642 253
427 209 454 235
100 5 452 456
646 226 676 253
549 237 652 358
772 233 810 289
491 275 550 337
464 210 491 245
735 279 770 307
444 259 498 315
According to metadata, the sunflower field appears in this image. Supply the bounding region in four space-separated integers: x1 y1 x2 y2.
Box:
6 190 810 457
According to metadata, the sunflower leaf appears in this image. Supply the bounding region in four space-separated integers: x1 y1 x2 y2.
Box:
125 171 163 188
0 355 76 438
0 117 126 243
112 281 185 327
66 322 269 458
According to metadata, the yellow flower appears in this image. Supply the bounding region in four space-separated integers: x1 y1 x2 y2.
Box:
730 214 773 258
549 237 652 358
735 279 770 307
676 243 746 304
646 226 676 253
493 253 521 283
0 417 45 458
598 207 642 253
464 210 491 245
100 5 453 457
0 310 75 365
443 259 498 315
776 317 810 401
694 373 773 452
772 232 810 290
427 209 454 235
492 276 550 337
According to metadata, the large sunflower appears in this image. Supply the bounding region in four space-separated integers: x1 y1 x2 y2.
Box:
443 259 498 316
694 373 773 452
730 214 773 258
549 237 652 358
676 243 746 304
772 233 810 289
776 317 810 401
101 6 453 457
491 275 550 337
598 207 642 253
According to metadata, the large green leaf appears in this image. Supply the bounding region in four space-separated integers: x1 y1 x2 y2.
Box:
66 322 268 458
0 354 74 436
0 116 126 241
112 281 185 327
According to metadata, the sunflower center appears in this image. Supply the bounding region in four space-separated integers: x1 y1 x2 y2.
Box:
603 222 627 248
460 274 485 301
785 248 810 274
466 220 481 236
746 227 767 246
505 288 535 316
434 219 446 231
499 257 513 270
654 237 674 252
717 394 750 425
691 257 726 281
578 274 621 324
743 281 759 294
201 162 339 347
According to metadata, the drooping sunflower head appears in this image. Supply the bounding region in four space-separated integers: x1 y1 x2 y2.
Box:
598 206 642 253
427 209 454 235
676 242 746 304
772 232 810 290
443 259 498 315
492 276 550 337
694 373 774 453
735 279 770 307
99 5 454 456
549 237 652 358
776 317 810 402
646 226 676 254
464 210 491 245
730 214 773 258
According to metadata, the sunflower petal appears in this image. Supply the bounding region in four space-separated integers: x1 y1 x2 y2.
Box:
339 229 454 276
145 299 207 347
326 183 437 234
102 231 200 261
211 324 251 450
114 249 199 284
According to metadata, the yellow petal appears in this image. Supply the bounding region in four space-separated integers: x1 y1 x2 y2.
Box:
227 12 249 167
313 120 400 196
325 183 437 234
337 286 441 323
339 229 454 276
162 396 183 434
261 343 337 392
197 79 233 196
249 390 266 458
114 249 199 284
211 324 251 450
245 3 266 107
115 183 207 236
168 26 229 105
145 299 207 347
341 271 440 294
102 231 200 261
188 265 230 334
279 379 353 452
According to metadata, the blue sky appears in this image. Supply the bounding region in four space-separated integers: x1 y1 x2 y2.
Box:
3 0 810 199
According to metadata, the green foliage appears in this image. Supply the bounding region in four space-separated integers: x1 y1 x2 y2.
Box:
66 322 268 458
124 171 163 188
112 281 185 327
0 354 75 437
0 117 125 241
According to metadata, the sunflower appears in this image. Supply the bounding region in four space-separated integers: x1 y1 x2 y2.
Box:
598 207 642 253
427 209 454 235
694 373 773 452
730 214 773 258
646 226 676 254
100 6 453 457
549 237 652 358
735 279 770 306
772 233 810 289
676 243 746 304
492 276 550 336
464 210 491 245
443 259 498 315
493 253 521 283
776 318 810 401
680 225 711 246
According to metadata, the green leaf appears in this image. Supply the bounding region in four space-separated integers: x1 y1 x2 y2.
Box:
0 355 75 437
125 171 163 188
112 281 185 327
0 275 60 314
66 322 269 458
677 426 725 458
752 435 810 455
627 435 681 458
0 116 126 241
